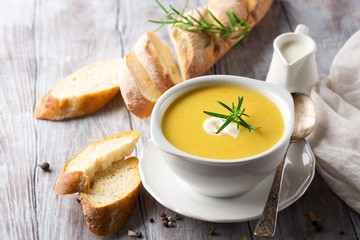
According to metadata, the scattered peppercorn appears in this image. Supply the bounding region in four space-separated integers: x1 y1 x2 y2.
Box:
174 213 181 220
38 162 50 171
339 230 345 235
162 220 168 227
159 212 182 228
149 217 154 223
75 195 81 203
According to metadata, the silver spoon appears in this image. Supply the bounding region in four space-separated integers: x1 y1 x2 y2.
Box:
254 92 316 237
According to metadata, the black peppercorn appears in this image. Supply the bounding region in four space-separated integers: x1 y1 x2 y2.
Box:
38 162 50 171
162 220 168 227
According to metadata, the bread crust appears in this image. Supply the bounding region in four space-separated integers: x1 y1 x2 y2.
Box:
79 157 141 236
55 166 88 195
168 7 216 80
34 58 122 120
121 32 182 118
55 131 141 195
169 0 273 80
118 55 156 119
134 32 174 93
247 0 274 26
34 88 119 120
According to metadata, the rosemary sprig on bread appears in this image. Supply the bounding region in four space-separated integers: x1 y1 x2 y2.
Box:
149 0 251 47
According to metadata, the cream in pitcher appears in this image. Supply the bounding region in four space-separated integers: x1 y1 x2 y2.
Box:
266 24 319 94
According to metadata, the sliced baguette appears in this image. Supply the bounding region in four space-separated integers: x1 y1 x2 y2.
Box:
34 58 122 120
134 31 182 92
79 156 141 236
168 0 273 80
118 52 162 119
168 7 216 80
55 131 141 195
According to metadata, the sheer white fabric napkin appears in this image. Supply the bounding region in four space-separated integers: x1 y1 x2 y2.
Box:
307 30 360 213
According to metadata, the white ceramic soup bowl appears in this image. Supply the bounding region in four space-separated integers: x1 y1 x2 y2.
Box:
150 75 294 197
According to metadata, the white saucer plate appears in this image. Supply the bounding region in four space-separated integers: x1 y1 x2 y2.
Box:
139 139 315 223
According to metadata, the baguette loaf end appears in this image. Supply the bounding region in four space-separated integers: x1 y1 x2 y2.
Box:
34 58 122 120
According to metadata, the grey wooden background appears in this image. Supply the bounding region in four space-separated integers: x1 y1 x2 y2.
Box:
1 0 360 239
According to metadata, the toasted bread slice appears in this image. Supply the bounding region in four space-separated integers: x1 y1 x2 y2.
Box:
134 31 182 92
34 58 122 120
79 156 141 236
118 52 162 118
55 131 141 195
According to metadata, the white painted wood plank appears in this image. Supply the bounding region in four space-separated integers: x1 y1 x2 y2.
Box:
281 0 360 80
1 0 360 239
0 0 38 239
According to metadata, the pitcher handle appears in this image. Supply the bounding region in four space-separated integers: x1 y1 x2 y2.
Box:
295 24 309 35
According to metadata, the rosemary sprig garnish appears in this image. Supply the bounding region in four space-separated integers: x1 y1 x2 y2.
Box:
203 96 261 133
149 0 251 47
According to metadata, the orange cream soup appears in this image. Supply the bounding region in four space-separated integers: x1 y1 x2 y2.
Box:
161 85 285 159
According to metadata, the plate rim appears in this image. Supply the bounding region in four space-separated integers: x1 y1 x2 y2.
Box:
139 139 315 223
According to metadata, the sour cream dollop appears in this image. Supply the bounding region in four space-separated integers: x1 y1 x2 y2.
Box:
203 117 240 139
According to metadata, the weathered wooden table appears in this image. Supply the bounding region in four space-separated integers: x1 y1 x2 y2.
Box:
1 0 360 239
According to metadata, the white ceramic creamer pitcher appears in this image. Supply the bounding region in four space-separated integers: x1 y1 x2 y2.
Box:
266 24 319 94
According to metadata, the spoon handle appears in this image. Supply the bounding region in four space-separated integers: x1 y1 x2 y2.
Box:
254 151 288 237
